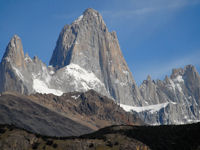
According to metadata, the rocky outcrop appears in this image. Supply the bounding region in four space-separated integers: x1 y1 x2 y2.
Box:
131 65 200 125
0 35 28 94
50 8 142 105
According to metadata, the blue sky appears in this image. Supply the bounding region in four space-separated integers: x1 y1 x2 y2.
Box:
0 0 200 85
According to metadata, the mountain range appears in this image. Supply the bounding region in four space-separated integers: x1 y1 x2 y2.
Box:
0 8 200 125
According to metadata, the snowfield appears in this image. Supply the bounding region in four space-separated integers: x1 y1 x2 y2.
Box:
120 102 176 113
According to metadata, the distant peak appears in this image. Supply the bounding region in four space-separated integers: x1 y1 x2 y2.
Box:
83 8 103 21
12 34 20 40
72 8 102 25
184 64 195 71
83 8 99 15
147 75 151 81
171 68 184 79
2 35 25 67
3 35 22 55
9 34 21 48
184 64 198 76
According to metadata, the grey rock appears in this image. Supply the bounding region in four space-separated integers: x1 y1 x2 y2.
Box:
50 8 141 105
0 33 108 96
0 35 28 94
137 65 200 125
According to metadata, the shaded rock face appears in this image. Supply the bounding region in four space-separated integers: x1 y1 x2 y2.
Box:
50 8 141 105
136 65 200 125
0 93 93 136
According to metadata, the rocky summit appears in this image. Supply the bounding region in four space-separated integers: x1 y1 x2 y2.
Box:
0 8 200 125
49 8 141 105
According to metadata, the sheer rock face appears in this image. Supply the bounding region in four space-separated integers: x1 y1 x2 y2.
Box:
2 35 25 68
0 35 28 94
0 35 49 94
136 65 200 125
50 8 141 105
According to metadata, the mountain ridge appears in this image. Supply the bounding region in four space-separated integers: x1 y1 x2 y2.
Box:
0 90 142 137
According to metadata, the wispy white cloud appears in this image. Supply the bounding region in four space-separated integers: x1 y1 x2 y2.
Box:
101 0 200 18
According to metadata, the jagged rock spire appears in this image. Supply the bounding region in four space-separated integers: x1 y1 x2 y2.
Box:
147 75 152 81
49 8 142 105
2 35 25 68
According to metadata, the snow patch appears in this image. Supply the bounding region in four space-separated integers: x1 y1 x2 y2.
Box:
4 57 11 62
74 41 79 45
74 15 83 24
12 67 24 80
63 63 105 90
92 11 98 17
71 95 80 99
49 70 55 75
115 79 127 86
24 56 32 62
176 84 183 92
33 79 63 96
174 75 184 83
123 70 129 75
120 102 177 113
168 76 184 92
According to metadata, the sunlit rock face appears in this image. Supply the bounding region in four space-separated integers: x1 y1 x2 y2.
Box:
0 8 141 105
49 8 142 105
121 65 200 125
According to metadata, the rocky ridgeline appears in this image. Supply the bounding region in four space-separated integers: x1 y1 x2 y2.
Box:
0 90 142 136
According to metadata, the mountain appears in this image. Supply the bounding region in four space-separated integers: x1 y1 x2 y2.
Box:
49 8 141 105
1 123 200 150
0 8 141 105
0 34 107 96
120 65 200 125
0 8 200 125
0 90 142 136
